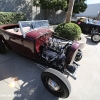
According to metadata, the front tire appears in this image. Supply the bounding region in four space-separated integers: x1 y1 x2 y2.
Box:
41 68 71 98
75 49 82 62
0 40 6 54
91 34 100 43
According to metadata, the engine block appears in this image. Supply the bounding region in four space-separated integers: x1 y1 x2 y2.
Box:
39 36 82 79
41 37 71 69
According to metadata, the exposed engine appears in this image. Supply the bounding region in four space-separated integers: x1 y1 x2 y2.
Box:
39 36 82 79
41 37 72 70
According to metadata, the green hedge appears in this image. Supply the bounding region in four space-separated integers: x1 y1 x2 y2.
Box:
55 22 82 40
0 12 26 25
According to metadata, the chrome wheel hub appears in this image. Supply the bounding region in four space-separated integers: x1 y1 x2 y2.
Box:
93 35 100 41
47 78 60 91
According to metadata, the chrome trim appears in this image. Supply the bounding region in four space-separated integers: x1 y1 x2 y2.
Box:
64 62 79 80
47 78 60 91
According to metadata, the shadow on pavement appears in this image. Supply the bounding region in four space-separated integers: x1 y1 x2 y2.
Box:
85 35 98 45
13 80 58 100
0 55 58 100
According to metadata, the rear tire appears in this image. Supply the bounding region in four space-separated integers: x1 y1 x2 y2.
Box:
91 34 100 43
0 40 6 54
41 68 71 98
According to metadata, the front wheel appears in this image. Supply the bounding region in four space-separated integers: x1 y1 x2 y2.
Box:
91 34 100 43
75 49 82 62
41 68 71 98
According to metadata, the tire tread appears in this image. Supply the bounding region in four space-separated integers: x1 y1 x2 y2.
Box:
41 68 71 98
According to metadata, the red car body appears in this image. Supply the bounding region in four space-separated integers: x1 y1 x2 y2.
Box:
0 20 82 98
0 24 52 58
0 23 80 65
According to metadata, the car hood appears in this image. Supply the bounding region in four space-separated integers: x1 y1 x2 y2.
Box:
26 28 53 39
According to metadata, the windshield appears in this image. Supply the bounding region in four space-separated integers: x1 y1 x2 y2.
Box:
18 20 49 38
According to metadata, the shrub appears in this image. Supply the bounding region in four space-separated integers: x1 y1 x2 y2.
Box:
0 22 3 25
54 22 82 40
0 12 26 25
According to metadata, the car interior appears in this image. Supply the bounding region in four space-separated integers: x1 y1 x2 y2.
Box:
5 20 49 37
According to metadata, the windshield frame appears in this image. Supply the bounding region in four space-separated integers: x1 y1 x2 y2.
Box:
18 20 49 38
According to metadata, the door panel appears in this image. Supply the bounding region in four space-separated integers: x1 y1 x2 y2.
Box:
9 35 24 54
23 38 35 59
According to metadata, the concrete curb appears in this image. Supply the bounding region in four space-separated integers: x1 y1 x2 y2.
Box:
77 34 87 49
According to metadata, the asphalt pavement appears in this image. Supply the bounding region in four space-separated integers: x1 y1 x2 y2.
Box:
0 35 100 100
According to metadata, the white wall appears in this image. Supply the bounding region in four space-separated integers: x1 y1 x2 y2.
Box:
76 3 100 18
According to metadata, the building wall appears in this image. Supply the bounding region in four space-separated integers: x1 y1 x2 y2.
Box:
0 0 66 24
0 0 33 20
32 6 45 20
2 1 100 24
76 3 100 18
45 10 66 24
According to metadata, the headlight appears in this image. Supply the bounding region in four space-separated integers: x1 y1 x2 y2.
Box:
57 39 61 44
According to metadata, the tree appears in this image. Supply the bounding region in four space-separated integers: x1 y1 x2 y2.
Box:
39 0 67 11
32 0 87 23
73 0 87 15
65 0 87 23
66 0 75 23
39 0 68 23
65 0 87 15
32 0 40 19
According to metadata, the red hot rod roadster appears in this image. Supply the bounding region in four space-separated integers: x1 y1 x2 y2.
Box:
0 20 82 98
